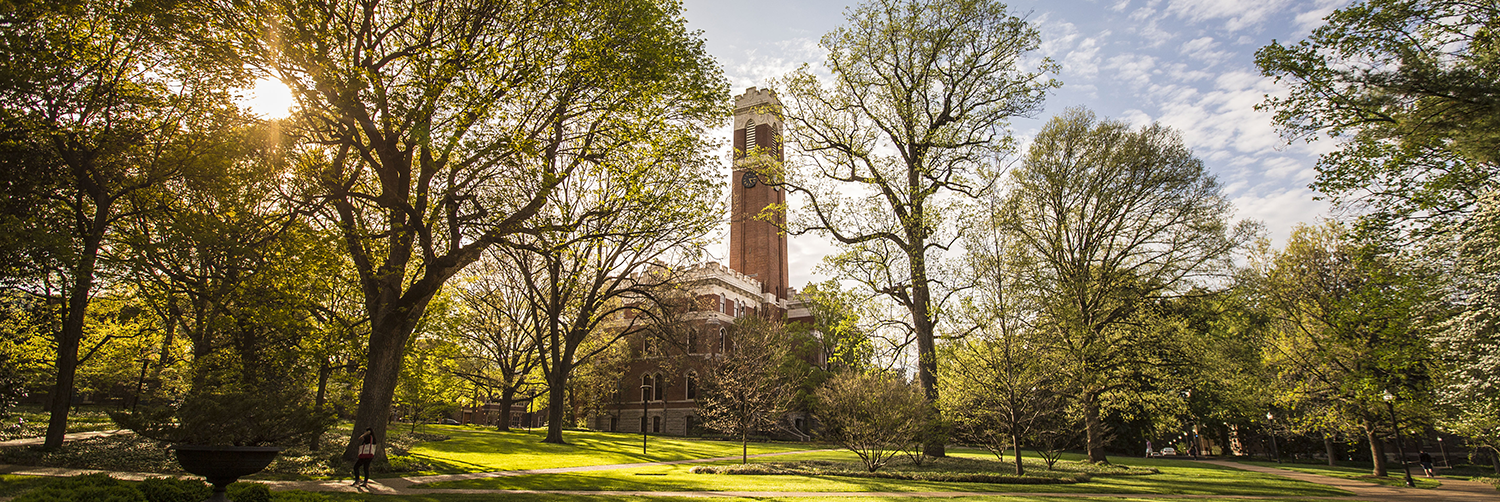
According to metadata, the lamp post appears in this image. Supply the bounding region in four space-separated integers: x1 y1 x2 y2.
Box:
641 384 651 455
1266 412 1280 463
1437 436 1451 469
1382 390 1415 487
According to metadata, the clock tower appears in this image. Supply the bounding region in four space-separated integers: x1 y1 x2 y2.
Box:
729 87 789 304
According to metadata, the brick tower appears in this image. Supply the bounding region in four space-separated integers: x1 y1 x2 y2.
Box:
729 87 789 305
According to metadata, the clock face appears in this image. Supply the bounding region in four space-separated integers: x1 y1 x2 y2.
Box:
741 171 758 188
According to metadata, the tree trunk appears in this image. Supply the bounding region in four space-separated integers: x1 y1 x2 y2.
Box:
742 431 748 464
311 362 334 451
1489 448 1499 474
1083 394 1106 463
44 233 102 450
1367 427 1387 477
344 309 427 461
542 357 574 444
497 387 515 432
909 279 944 458
1324 434 1337 466
1013 433 1024 476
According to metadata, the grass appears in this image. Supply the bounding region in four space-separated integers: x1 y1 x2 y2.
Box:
402 425 816 474
1236 460 1443 489
0 404 121 441
418 447 1350 498
266 495 1347 502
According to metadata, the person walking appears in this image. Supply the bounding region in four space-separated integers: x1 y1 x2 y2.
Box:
352 428 377 486
1419 450 1436 478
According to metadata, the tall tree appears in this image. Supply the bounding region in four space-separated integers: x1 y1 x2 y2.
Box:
1433 191 1500 473
999 108 1251 462
1251 221 1438 476
777 0 1057 457
210 0 726 457
451 250 543 432
0 0 245 448
1256 0 1500 237
507 130 723 444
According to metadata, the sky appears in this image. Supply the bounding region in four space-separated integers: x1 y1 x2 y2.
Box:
679 0 1349 286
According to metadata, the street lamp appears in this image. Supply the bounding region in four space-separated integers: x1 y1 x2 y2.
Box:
1382 390 1415 487
1266 412 1280 463
1437 436 1451 469
641 384 651 455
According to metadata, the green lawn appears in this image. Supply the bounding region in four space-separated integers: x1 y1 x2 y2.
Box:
402 425 820 474
416 446 1349 498
1235 460 1443 489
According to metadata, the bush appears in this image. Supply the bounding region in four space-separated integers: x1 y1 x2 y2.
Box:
136 477 209 502
227 482 271 502
12 474 145 502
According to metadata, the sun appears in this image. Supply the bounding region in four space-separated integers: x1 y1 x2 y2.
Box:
245 76 296 119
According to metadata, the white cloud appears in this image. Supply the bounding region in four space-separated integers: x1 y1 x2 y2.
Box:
1165 0 1293 31
1231 187 1332 244
1105 53 1158 88
1179 36 1229 65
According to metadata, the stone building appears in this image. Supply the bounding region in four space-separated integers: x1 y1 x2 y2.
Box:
587 87 815 437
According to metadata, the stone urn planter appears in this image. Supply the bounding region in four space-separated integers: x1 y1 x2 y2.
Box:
173 445 282 501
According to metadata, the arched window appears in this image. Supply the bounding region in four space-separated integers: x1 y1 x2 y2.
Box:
652 415 661 433
686 372 698 400
745 119 757 151
687 329 699 354
719 327 727 353
653 373 665 401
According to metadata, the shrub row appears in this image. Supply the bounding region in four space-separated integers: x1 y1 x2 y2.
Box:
10 474 272 502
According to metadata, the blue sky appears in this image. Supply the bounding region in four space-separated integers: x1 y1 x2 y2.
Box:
681 0 1349 284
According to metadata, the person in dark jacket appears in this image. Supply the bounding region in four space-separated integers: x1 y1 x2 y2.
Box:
1418 450 1435 478
353 428 378 486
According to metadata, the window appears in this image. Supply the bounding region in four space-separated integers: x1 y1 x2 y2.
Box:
719 294 726 313
610 416 617 432
641 374 652 402
686 372 698 400
719 327 727 353
640 416 647 433
653 373 665 401
687 329 699 354
652 416 661 433
745 119 757 151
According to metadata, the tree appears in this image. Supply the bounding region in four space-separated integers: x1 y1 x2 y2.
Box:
813 371 929 472
998 108 1251 462
777 0 1057 457
1256 0 1500 237
209 0 727 458
697 316 798 464
1251 221 1437 477
507 136 724 444
451 251 543 432
1430 191 1500 473
0 0 246 448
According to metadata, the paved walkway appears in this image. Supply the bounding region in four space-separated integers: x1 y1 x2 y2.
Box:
1197 459 1499 502
0 429 132 448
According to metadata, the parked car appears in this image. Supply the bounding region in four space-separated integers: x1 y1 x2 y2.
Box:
440 418 459 425
1161 447 1177 456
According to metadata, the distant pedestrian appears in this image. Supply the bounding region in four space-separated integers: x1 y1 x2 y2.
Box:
352 428 378 486
1419 450 1435 478
1146 440 1153 457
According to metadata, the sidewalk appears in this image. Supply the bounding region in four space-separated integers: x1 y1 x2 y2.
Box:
1199 459 1500 502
